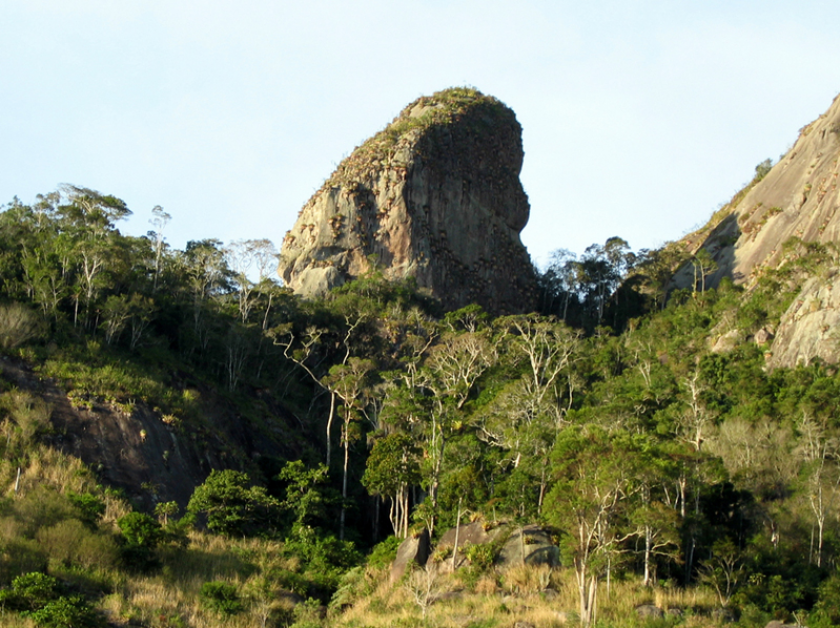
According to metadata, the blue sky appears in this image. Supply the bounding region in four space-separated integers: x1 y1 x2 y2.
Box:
3 1 840 269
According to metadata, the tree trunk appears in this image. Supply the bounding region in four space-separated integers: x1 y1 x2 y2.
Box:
340 419 349 540
326 392 336 467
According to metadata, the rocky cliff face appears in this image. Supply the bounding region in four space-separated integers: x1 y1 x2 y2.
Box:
676 93 840 367
278 88 537 315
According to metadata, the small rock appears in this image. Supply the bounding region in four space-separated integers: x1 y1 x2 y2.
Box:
514 622 536 628
436 590 463 602
711 607 738 623
754 327 775 345
635 604 664 619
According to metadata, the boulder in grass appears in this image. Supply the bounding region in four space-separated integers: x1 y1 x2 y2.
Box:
635 605 664 620
390 529 430 583
497 524 559 568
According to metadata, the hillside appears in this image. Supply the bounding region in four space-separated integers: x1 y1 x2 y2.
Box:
674 93 840 368
3 93 840 628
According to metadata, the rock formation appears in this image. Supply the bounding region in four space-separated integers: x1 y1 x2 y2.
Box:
675 93 840 367
278 88 537 315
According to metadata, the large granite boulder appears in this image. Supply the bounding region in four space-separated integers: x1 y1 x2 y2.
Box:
390 529 431 583
278 87 537 315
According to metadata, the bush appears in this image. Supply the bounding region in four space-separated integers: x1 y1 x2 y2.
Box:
187 469 278 537
0 571 59 611
66 492 105 528
199 581 243 616
36 519 119 570
365 535 402 569
810 575 840 627
117 511 163 571
117 512 162 549
0 303 41 351
0 537 48 582
23 595 103 628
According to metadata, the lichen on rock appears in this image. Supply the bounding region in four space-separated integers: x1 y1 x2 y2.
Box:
278 87 537 314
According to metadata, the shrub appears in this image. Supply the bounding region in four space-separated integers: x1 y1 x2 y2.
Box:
66 492 105 528
365 535 402 569
0 571 59 611
187 469 278 537
0 536 47 582
23 595 103 628
117 511 163 570
11 488 78 537
199 581 243 616
811 575 840 626
0 303 41 351
117 512 162 549
464 542 496 570
36 519 118 570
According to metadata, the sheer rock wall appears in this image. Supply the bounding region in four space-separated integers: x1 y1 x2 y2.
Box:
278 89 537 315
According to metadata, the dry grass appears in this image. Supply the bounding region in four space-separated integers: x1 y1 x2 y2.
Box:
330 566 723 628
94 534 305 628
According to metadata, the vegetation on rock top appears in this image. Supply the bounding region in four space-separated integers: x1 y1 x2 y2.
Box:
322 87 513 190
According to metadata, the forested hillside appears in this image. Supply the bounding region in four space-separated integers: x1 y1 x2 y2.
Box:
1 183 840 628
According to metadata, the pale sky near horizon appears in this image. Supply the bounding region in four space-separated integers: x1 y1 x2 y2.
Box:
3 1 840 271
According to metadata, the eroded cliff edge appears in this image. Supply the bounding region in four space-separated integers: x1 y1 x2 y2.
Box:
278 88 537 315
675 93 840 368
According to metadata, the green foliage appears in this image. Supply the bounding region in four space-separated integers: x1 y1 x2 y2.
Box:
187 469 279 537
463 542 496 570
0 572 60 611
328 566 373 612
278 460 335 531
8 182 840 624
754 158 773 182
362 433 421 499
118 512 162 549
0 302 42 350
23 595 104 628
810 574 840 626
198 580 244 616
290 597 325 628
36 519 119 571
117 511 163 570
66 492 105 528
365 536 402 569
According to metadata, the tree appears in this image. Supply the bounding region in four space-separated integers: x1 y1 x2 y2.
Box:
795 411 840 568
477 315 581 515
117 511 163 569
324 356 375 540
546 427 642 626
277 460 334 531
362 432 421 538
148 205 171 291
537 248 579 320
187 469 278 537
58 185 132 327
224 238 278 324
698 538 743 607
691 249 718 295
415 328 496 535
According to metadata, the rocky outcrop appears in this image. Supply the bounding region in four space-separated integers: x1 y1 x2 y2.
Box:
675 93 840 367
390 529 431 583
278 88 537 315
0 357 304 511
